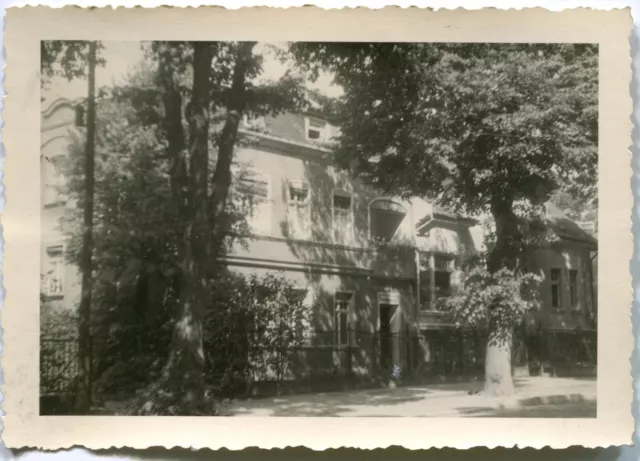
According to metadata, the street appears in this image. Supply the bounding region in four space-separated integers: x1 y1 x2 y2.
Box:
226 376 596 417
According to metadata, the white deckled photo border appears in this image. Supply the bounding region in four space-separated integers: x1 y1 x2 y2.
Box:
1 5 633 451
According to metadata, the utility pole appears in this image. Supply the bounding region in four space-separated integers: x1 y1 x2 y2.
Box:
76 41 97 414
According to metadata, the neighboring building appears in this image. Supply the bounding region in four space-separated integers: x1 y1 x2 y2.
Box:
40 99 598 379
41 98 83 314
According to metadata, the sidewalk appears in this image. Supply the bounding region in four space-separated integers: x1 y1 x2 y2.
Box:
226 376 596 417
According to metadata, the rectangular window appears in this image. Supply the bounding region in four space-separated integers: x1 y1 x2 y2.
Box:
550 268 562 309
419 269 432 311
333 192 354 245
335 292 352 347
306 117 327 141
569 269 578 309
234 170 271 235
434 255 454 302
287 180 311 239
43 246 64 297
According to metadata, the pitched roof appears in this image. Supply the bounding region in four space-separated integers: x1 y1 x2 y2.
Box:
546 202 598 247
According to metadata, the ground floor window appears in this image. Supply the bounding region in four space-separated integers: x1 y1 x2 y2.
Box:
43 245 64 297
419 253 456 310
334 292 352 346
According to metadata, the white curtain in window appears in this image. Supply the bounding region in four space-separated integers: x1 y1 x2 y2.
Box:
234 170 271 235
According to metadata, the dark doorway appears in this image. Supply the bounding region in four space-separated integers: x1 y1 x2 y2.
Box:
379 304 397 370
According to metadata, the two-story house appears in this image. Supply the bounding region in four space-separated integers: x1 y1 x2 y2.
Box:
41 98 598 381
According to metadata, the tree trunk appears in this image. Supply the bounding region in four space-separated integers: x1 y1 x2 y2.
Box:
483 197 522 397
75 40 97 414
484 328 515 396
159 42 214 414
210 41 257 246
138 41 256 415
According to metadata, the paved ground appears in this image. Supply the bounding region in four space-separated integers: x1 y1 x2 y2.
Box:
226 377 596 417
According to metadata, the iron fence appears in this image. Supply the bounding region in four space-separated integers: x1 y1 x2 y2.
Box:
40 325 597 399
418 326 597 377
40 336 79 397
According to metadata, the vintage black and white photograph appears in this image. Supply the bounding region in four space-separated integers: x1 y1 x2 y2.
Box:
38 39 601 418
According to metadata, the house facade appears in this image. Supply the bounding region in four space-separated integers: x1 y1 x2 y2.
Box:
40 99 598 379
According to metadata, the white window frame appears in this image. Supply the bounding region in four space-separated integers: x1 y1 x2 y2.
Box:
286 179 311 240
334 291 354 347
233 167 272 236
331 189 354 245
550 267 563 310
433 254 455 303
418 253 457 312
43 245 64 298
305 116 328 142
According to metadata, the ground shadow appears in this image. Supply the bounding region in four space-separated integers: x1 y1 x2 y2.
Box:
229 385 433 416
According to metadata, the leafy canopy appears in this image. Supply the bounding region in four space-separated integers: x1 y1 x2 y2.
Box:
289 43 598 217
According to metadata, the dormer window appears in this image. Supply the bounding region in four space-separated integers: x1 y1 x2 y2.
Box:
369 199 406 243
306 116 328 142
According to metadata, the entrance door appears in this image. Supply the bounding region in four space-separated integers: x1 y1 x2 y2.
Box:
379 304 397 370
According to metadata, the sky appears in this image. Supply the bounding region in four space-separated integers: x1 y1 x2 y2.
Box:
41 41 342 109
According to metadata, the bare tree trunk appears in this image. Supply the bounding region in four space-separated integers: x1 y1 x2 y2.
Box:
158 42 215 414
484 328 515 396
483 197 522 397
138 41 257 415
75 40 98 414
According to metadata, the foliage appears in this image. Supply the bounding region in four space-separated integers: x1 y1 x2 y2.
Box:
289 43 597 215
40 296 78 339
53 44 317 412
289 43 596 394
41 40 107 90
442 257 543 335
204 271 310 396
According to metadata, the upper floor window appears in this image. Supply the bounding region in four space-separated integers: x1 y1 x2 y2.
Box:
306 117 328 142
369 199 406 243
434 255 455 300
550 268 562 309
287 179 311 240
43 155 65 207
42 245 64 297
233 168 271 235
332 190 354 245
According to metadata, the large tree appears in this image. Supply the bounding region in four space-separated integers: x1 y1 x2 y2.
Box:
290 43 598 396
133 41 307 414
